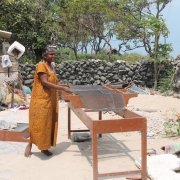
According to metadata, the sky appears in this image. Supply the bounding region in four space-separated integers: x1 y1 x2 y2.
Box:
110 0 180 58
163 0 180 58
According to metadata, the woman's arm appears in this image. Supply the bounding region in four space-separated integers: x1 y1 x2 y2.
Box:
38 72 72 93
58 83 69 87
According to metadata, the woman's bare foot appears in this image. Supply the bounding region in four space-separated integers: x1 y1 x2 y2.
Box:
24 143 32 157
41 150 53 156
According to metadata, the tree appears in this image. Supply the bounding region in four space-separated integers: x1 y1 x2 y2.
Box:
54 0 115 59
113 0 173 89
0 0 57 62
0 0 173 76
139 14 172 89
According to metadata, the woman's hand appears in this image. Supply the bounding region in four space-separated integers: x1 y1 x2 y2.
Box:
62 87 73 94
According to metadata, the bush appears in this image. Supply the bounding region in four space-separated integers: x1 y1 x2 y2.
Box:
56 50 145 64
21 55 35 64
158 67 175 93
60 48 71 55
120 53 145 64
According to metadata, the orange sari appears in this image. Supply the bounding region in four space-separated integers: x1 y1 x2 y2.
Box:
29 62 58 150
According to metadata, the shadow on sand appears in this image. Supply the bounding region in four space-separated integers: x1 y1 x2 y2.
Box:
71 133 141 179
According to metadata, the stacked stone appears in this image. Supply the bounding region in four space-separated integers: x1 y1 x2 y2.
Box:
173 54 180 91
54 59 155 87
19 58 173 89
19 63 35 88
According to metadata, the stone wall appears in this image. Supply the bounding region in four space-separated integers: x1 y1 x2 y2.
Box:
173 55 180 91
19 58 176 90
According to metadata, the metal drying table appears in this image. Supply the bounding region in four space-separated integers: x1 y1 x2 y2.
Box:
61 85 147 180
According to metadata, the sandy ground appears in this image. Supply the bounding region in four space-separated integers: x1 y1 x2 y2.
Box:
0 94 180 180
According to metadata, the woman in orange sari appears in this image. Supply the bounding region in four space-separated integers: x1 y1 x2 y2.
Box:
24 47 72 157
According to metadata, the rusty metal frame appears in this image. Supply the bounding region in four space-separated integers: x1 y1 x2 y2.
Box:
62 87 147 180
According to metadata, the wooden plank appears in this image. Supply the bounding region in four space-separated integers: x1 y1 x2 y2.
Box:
104 86 138 105
68 102 93 130
63 95 85 108
99 170 142 178
92 118 147 134
0 123 29 142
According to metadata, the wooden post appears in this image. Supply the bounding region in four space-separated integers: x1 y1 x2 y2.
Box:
98 111 102 138
68 105 71 139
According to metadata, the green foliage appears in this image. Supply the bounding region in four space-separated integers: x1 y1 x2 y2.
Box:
114 1 172 89
55 50 144 64
60 49 71 55
158 67 175 93
159 108 180 137
162 121 179 137
55 58 64 64
139 14 169 37
0 0 172 68
77 53 99 60
21 56 35 64
150 43 173 63
120 53 144 64
0 0 56 62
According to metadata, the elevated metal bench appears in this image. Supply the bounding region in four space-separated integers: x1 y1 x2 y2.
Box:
62 85 147 180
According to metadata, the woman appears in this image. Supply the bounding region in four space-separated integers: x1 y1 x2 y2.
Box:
24 47 72 157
